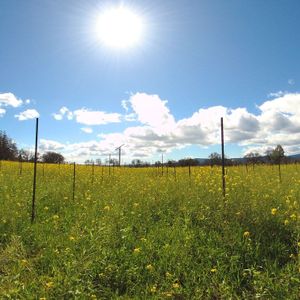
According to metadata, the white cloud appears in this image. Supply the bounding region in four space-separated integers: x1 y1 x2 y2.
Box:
0 108 6 117
52 106 121 125
81 127 93 134
52 106 73 121
119 92 300 157
0 92 23 108
73 109 121 125
39 139 65 151
41 92 300 162
128 93 176 131
53 113 63 120
288 79 295 85
121 99 129 111
259 93 300 115
15 109 40 121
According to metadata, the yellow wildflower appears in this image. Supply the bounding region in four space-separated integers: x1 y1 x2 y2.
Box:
21 259 28 265
271 208 277 215
133 247 141 253
150 285 157 293
146 264 154 271
104 205 111 211
243 231 250 238
69 236 75 241
210 268 217 273
172 282 180 289
45 281 54 289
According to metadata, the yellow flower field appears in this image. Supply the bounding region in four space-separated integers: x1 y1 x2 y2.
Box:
0 161 299 299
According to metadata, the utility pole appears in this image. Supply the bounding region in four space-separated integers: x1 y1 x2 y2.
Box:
115 144 125 166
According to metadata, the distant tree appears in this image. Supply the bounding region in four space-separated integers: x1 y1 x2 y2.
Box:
28 152 40 162
166 160 177 167
142 161 151 167
225 158 233 166
131 159 142 166
112 158 119 166
177 158 199 167
265 148 273 163
106 158 118 166
42 151 65 164
266 145 285 164
244 152 261 165
84 159 94 165
18 149 31 162
208 152 222 166
272 145 285 164
95 158 102 165
0 131 18 161
129 159 151 167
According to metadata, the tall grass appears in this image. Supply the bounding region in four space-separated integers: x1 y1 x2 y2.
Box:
0 162 299 299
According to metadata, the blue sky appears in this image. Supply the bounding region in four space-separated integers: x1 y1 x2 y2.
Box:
1 0 300 163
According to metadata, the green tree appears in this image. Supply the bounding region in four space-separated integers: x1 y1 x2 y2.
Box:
208 152 222 166
177 158 199 167
18 149 31 162
42 151 65 164
0 131 18 161
266 145 285 164
244 152 261 165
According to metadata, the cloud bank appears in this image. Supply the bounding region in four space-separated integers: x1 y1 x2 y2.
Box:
43 92 300 162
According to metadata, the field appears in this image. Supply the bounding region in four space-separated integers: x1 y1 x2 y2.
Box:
0 161 299 299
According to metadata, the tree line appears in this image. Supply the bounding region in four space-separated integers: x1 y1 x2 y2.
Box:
126 145 294 167
0 131 65 163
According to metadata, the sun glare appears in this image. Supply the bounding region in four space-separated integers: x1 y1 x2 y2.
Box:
96 6 143 49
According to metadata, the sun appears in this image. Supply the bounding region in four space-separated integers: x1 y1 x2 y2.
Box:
96 6 143 49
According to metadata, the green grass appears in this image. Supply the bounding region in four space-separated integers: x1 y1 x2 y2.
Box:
0 162 299 299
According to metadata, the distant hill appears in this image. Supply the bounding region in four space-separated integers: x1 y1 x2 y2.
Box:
289 154 300 160
195 158 209 165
